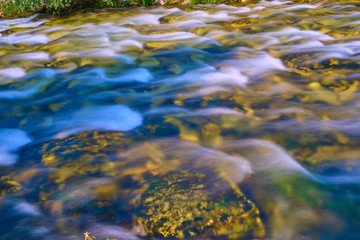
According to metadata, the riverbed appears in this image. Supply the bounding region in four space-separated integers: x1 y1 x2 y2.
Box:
1 0 360 239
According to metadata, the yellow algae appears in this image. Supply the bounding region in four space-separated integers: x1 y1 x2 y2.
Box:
307 145 360 164
334 132 350 144
137 170 265 239
173 94 186 106
144 41 177 50
0 176 21 196
42 154 57 167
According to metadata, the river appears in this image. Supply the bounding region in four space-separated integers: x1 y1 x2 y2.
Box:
1 0 360 239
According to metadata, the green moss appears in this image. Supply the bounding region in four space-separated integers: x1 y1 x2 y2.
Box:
2 0 360 18
1 0 118 17
0 0 260 18
0 0 150 18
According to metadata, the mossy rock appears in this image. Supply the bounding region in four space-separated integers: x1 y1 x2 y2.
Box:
20 132 265 239
281 53 360 72
136 169 265 239
280 53 326 71
23 120 178 168
33 131 135 169
17 130 148 226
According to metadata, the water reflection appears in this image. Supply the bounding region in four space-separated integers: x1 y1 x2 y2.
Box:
1 0 360 239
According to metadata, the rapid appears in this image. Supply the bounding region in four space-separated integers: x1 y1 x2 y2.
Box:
1 0 360 239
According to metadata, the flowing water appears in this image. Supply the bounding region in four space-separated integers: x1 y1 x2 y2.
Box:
1 0 360 239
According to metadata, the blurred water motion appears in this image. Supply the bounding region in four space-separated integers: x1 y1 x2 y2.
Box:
1 1 360 239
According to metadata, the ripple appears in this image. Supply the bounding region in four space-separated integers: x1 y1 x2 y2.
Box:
1 2 360 239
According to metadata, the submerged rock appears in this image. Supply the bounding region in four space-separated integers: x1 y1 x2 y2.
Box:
136 170 265 239
18 131 265 239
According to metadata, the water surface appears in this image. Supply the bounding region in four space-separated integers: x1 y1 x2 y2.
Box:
1 0 360 239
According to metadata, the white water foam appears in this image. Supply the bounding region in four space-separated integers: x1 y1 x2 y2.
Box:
185 86 234 97
0 14 38 32
86 223 140 240
123 14 162 25
0 128 31 165
233 7 252 13
200 66 248 87
14 201 42 216
0 34 50 45
13 19 48 28
218 139 316 179
171 19 206 30
113 39 144 51
264 27 333 41
55 105 143 138
69 67 152 87
138 31 200 41
193 107 245 116
8 52 51 61
0 67 26 81
259 0 291 6
231 51 286 76
187 10 236 23
281 4 318 10
118 138 253 186
161 65 248 88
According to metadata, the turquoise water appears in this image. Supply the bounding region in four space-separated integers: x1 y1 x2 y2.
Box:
1 0 360 239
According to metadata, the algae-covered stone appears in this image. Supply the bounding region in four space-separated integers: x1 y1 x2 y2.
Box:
18 131 147 226
281 52 360 73
281 53 326 71
38 131 133 167
20 131 265 239
136 169 265 239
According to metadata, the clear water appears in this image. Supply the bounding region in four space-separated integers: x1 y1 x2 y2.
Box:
1 0 360 239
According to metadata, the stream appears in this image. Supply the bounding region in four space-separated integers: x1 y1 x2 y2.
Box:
1 0 360 239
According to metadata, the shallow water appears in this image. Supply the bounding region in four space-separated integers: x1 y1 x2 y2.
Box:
1 0 360 239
